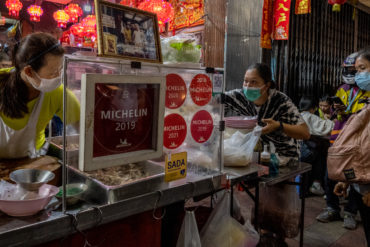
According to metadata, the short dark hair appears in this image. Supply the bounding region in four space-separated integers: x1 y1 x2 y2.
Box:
299 96 316 111
247 63 276 89
319 95 331 104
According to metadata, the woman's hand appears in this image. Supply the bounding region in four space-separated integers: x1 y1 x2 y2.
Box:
261 118 280 134
334 182 349 197
363 193 370 207
261 119 310 140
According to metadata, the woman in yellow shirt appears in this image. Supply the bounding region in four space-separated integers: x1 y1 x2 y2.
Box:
0 32 80 159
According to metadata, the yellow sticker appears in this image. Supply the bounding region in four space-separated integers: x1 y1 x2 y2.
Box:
165 152 187 182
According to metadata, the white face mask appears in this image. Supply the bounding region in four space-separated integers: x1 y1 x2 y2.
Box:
26 71 61 93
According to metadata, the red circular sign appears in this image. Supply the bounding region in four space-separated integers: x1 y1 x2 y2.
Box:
163 113 187 149
190 110 214 143
189 74 212 106
165 74 187 109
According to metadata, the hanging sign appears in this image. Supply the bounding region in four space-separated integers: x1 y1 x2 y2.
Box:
163 113 187 149
165 152 187 182
93 83 155 157
295 0 311 14
190 110 213 143
165 74 187 109
273 0 292 40
189 74 212 106
260 0 273 49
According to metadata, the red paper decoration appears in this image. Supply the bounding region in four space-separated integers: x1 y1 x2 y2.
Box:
120 0 137 7
27 5 43 22
138 0 174 25
54 10 70 28
5 0 23 17
328 0 346 11
81 15 97 43
65 4 83 23
70 23 84 37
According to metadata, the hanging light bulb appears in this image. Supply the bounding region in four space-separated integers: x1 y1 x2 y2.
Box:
65 4 83 23
27 5 44 22
53 10 70 28
5 0 23 17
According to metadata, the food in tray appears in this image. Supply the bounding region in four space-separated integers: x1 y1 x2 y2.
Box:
85 163 148 186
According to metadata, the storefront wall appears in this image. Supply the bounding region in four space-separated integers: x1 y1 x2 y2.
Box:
271 2 370 104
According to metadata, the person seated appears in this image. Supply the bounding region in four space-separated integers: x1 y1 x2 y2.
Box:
317 95 333 120
299 96 334 195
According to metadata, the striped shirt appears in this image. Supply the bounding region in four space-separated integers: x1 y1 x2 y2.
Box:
224 88 305 159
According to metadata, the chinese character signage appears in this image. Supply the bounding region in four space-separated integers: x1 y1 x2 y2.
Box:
273 0 292 40
260 0 273 49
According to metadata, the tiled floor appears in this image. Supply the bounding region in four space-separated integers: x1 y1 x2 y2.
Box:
234 188 368 247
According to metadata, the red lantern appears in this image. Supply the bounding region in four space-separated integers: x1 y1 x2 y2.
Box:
27 5 43 22
81 15 97 42
65 4 83 23
120 0 137 7
328 0 346 11
5 0 23 17
70 23 84 37
138 0 174 26
54 10 70 28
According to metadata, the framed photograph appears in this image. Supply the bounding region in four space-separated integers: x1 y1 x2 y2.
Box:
79 74 166 171
95 0 163 63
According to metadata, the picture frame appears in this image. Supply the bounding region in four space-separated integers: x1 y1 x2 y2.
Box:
94 0 163 63
79 73 165 171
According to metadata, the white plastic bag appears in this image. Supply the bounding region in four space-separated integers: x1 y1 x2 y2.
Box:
200 191 248 247
224 126 262 166
176 210 201 247
243 221 260 247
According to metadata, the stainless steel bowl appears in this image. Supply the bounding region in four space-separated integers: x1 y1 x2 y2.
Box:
56 183 88 206
10 169 55 191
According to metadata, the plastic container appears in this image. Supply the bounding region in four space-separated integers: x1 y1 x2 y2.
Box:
260 145 270 166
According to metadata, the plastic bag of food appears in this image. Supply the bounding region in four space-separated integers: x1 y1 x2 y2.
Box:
224 126 262 166
258 183 300 238
161 34 201 63
176 210 201 247
243 220 260 247
200 191 248 247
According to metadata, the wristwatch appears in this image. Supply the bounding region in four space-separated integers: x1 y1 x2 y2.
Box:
278 121 284 133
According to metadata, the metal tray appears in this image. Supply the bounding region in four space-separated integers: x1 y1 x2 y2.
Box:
49 135 79 168
67 161 164 204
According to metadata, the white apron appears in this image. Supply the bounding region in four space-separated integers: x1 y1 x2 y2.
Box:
0 93 44 159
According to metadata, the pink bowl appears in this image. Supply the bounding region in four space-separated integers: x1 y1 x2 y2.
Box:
0 184 59 217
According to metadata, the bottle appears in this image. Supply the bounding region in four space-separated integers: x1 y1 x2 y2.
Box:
260 144 270 166
269 142 279 176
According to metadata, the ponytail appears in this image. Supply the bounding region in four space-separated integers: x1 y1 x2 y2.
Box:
0 70 29 118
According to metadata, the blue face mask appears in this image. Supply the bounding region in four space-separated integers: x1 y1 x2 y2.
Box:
355 71 370 91
243 86 262 101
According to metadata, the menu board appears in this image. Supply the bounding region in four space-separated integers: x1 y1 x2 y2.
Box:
79 74 165 171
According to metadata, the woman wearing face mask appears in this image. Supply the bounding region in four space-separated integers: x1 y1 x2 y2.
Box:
0 32 80 159
334 48 370 245
224 63 310 163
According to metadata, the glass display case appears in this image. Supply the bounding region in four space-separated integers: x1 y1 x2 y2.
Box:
55 54 224 210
